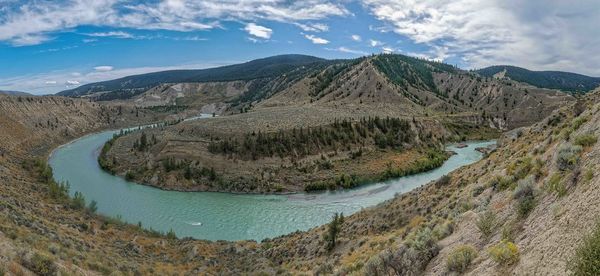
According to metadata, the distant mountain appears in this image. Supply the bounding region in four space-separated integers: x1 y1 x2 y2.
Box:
57 54 330 100
476 65 600 93
0 90 31 96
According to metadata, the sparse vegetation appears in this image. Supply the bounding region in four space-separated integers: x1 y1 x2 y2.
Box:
489 175 515 191
476 210 496 239
571 116 589 131
446 245 478 273
489 240 520 266
556 143 582 171
22 252 56 276
547 172 566 197
574 134 597 147
569 221 600 276
513 176 537 217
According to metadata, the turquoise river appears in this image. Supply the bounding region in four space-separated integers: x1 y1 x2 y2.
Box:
49 119 494 241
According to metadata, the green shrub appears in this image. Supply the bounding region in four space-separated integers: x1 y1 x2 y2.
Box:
561 128 573 141
447 245 478 273
437 175 451 186
547 173 566 197
70 191 86 210
489 240 519 266
509 157 532 180
556 143 582 171
87 200 98 214
572 116 588 131
584 169 594 183
501 222 517 242
166 228 177 239
432 220 454 240
569 221 600 275
513 177 537 217
489 176 515 191
24 253 56 276
472 185 486 197
574 134 597 147
476 210 496 239
324 213 344 251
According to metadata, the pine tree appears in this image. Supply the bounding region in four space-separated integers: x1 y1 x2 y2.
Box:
324 212 344 251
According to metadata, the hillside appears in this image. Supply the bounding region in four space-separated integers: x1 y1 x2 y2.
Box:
476 65 600 93
99 55 573 193
0 90 31 96
0 87 598 275
57 55 575 125
0 95 262 274
262 91 600 275
57 54 331 100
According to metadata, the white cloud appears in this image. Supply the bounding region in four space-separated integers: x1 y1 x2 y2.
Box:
369 39 383 47
329 46 368 56
351 34 362 41
382 46 394 54
0 0 348 46
295 23 329 32
45 81 57 85
85 31 134 39
304 34 329 44
362 0 600 75
94 66 114 72
10 34 51 46
66 80 80 85
244 23 272 39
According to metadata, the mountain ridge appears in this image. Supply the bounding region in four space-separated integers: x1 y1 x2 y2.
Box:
57 54 330 99
476 65 600 93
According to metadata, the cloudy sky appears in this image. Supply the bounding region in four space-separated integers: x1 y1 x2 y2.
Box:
1 0 599 94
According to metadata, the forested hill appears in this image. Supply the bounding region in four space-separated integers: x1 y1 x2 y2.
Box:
57 54 330 98
476 65 600 93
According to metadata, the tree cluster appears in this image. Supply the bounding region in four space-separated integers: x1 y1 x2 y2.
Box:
208 116 414 160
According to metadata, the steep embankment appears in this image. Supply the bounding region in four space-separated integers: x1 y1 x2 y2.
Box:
257 93 600 275
0 95 274 275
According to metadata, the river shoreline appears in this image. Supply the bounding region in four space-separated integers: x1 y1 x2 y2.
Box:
49 125 495 241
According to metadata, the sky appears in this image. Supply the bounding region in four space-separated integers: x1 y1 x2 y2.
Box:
1 0 600 95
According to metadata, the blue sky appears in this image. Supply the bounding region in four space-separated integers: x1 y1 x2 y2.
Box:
1 0 599 94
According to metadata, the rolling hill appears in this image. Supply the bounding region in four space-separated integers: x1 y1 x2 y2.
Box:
0 90 31 96
57 54 332 100
476 65 600 93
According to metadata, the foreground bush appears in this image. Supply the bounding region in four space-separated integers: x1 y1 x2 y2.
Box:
489 240 519 266
569 221 600 276
476 210 496 239
363 227 439 275
547 173 567 197
556 143 582 171
22 252 56 276
513 176 537 218
447 245 478 273
574 134 597 147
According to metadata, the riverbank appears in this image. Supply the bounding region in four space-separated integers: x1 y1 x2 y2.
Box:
50 126 494 241
98 113 500 193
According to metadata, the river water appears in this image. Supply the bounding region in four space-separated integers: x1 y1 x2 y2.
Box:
49 120 494 241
